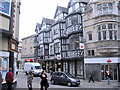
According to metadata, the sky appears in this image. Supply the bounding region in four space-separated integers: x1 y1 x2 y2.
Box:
19 0 69 40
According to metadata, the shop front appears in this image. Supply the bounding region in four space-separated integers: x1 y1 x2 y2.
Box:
85 57 119 82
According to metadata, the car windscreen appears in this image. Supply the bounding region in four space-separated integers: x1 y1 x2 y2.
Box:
65 73 75 78
34 66 41 69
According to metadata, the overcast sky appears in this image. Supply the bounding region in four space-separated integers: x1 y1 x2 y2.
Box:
19 0 69 40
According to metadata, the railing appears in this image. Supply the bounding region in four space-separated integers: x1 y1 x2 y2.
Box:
62 49 84 58
66 24 82 36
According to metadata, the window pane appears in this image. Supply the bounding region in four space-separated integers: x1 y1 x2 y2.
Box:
98 32 101 40
102 31 106 40
98 9 102 15
88 33 92 40
97 25 101 30
109 31 113 40
109 7 113 14
102 24 106 29
97 4 102 9
114 24 117 29
103 7 108 14
114 31 117 40
108 3 112 7
108 24 112 29
103 3 107 7
88 51 90 56
92 50 94 56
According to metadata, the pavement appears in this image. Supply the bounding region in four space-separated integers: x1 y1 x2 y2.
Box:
17 69 120 89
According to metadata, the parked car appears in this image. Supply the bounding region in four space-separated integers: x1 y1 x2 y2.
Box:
51 71 80 87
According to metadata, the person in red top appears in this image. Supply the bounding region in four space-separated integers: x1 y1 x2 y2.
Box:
5 68 14 90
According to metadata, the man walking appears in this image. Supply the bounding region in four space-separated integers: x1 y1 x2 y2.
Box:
88 70 95 83
5 68 14 90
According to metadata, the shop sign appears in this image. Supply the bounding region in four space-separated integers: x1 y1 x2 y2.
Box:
107 59 112 63
57 55 61 60
80 43 84 49
0 0 11 16
25 59 33 62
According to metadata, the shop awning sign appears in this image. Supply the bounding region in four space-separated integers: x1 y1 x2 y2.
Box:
25 59 33 62
107 59 111 63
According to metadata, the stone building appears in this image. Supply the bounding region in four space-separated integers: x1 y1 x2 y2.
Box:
21 35 35 63
83 0 120 81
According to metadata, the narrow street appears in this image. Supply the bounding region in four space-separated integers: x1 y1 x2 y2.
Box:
16 71 120 90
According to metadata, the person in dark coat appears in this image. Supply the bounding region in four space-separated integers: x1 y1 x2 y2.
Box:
40 70 48 90
0 72 2 90
107 71 111 85
27 70 33 90
88 70 95 83
5 68 14 90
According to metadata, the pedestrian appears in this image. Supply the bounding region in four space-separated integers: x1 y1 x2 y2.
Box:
40 70 49 90
27 70 33 90
0 72 2 90
107 71 111 85
88 70 95 83
5 68 14 90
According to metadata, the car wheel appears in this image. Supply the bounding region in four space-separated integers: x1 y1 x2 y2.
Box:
67 82 72 87
51 79 55 85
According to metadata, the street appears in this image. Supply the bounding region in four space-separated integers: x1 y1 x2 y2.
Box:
16 71 120 90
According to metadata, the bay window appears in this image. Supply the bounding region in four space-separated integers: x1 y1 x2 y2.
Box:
97 3 113 15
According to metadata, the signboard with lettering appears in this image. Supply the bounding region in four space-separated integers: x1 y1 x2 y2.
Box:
0 0 11 16
25 59 33 62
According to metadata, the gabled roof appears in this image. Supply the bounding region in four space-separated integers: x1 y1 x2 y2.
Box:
67 0 89 8
54 6 68 18
35 23 41 32
42 18 55 25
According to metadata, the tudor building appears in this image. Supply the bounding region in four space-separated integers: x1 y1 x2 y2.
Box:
34 0 89 78
83 0 120 82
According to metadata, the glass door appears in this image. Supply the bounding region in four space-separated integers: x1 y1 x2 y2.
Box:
101 64 118 80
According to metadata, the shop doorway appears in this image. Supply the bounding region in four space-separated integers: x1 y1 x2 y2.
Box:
101 64 118 80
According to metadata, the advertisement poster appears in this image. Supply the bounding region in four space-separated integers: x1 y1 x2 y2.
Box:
0 0 11 16
2 58 8 81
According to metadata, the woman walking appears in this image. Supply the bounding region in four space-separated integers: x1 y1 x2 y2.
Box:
40 70 48 90
27 70 33 90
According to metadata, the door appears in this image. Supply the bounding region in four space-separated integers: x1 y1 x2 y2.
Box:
60 73 68 85
101 64 118 80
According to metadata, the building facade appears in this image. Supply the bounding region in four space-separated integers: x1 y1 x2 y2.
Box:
0 0 21 87
83 0 120 81
21 35 35 63
17 41 22 69
34 0 89 78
